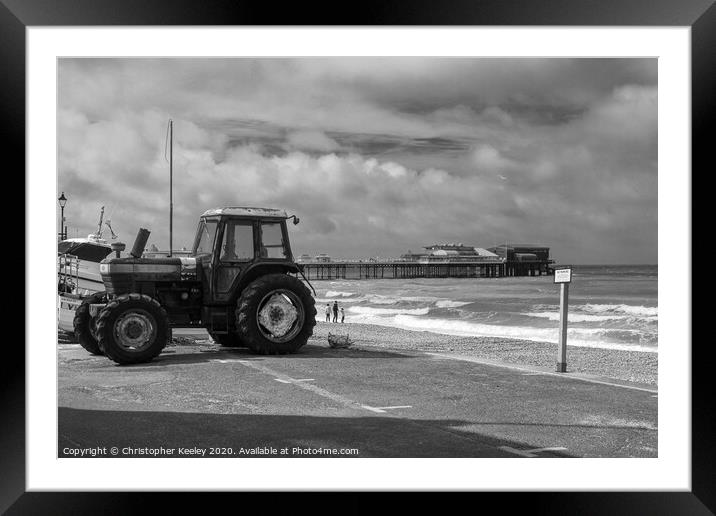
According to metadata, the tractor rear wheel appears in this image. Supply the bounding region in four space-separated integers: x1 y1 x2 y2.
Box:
210 332 245 347
96 294 169 365
73 291 107 355
236 274 316 355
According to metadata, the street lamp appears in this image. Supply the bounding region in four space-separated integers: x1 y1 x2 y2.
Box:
58 192 67 240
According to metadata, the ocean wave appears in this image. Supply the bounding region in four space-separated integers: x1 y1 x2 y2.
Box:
435 300 472 308
318 294 437 305
524 312 629 323
578 304 658 317
378 315 657 353
316 297 367 304
348 306 431 316
367 295 401 305
325 291 356 298
327 281 356 287
400 296 440 303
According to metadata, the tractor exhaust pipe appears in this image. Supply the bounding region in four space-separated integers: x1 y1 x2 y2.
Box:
130 228 151 258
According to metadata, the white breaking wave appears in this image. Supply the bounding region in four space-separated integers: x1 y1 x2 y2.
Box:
325 291 356 298
348 306 431 316
524 312 630 323
435 300 471 308
369 315 657 353
316 296 366 304
360 295 440 305
367 295 401 305
579 303 658 317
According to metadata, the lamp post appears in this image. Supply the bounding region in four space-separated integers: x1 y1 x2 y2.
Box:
58 192 67 240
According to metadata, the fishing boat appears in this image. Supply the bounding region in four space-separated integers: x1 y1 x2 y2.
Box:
57 206 118 332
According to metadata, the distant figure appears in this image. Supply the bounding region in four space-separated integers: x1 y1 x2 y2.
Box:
340 307 345 323
325 304 331 322
332 301 339 322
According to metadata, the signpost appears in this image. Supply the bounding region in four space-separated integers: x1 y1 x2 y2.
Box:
553 266 572 372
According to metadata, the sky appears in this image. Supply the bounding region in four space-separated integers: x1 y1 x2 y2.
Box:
57 58 657 264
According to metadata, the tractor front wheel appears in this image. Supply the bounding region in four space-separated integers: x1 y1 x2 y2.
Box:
73 291 107 355
236 274 316 355
96 294 169 365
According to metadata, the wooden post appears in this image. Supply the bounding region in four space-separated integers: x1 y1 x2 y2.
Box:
556 282 569 372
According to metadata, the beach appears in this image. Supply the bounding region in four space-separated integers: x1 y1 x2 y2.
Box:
312 321 658 386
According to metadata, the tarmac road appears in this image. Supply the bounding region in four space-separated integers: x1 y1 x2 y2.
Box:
58 335 657 458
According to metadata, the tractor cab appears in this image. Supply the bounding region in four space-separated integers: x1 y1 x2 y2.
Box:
192 207 300 305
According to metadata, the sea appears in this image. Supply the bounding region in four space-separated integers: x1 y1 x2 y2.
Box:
315 265 658 353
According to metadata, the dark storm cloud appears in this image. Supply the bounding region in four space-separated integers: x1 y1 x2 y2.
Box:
58 58 657 263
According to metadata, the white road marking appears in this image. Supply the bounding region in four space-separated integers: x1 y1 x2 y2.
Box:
373 405 413 410
236 360 390 414
499 446 567 457
428 353 658 394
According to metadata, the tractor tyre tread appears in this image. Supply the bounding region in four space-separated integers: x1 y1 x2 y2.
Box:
73 291 107 355
96 293 169 365
235 274 316 355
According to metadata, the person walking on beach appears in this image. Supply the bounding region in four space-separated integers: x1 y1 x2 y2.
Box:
340 307 345 323
332 301 339 323
325 303 331 322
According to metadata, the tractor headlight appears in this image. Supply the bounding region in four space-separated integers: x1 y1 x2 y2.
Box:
99 263 110 274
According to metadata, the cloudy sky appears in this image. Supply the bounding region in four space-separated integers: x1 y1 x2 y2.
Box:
58 58 657 264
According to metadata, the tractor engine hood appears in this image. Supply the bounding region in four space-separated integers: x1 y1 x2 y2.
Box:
99 256 197 276
99 256 198 295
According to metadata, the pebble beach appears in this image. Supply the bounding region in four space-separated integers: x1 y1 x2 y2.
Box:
312 321 658 386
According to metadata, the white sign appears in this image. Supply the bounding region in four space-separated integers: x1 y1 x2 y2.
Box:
554 268 572 284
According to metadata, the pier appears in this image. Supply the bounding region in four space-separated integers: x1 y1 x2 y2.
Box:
299 260 552 280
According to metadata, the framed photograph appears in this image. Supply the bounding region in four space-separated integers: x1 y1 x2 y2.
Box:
6 0 710 511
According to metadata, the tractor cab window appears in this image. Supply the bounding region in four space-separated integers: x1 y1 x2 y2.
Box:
220 221 254 262
193 219 218 256
260 222 287 259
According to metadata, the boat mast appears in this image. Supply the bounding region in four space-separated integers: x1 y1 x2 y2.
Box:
96 206 105 238
169 119 173 257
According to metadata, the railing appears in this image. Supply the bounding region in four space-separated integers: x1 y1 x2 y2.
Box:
57 253 81 294
298 260 554 280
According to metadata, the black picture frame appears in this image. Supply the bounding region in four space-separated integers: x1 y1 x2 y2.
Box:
5 0 709 513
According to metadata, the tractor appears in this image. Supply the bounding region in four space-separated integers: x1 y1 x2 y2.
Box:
73 207 317 365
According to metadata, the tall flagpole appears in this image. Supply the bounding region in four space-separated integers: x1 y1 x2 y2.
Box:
169 119 173 257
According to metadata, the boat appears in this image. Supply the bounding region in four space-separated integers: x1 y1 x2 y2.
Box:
57 206 117 333
58 236 113 293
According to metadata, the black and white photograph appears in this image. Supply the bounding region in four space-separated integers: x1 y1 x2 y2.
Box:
1 0 709 505
0 2 702 503
56 56 660 460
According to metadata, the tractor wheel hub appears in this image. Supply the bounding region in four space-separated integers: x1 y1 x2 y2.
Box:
114 311 156 350
258 293 298 337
